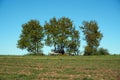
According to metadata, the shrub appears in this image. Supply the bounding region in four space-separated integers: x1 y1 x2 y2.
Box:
98 47 110 55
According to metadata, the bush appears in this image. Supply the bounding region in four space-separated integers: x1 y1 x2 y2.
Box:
87 47 110 56
98 47 110 55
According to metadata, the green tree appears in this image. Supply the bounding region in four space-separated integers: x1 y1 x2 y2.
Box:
44 17 80 54
17 20 44 54
57 17 74 54
80 20 103 55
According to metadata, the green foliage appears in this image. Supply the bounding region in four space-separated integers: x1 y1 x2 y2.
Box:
97 47 110 55
17 18 107 56
80 20 103 55
17 20 44 54
67 26 80 55
44 17 80 55
84 46 93 55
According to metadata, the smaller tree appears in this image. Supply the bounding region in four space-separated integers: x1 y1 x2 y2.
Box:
80 20 103 55
17 20 44 55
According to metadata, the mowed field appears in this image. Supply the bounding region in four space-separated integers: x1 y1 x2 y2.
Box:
0 56 120 80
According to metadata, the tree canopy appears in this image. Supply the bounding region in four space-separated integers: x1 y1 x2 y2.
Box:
17 20 44 54
17 17 105 56
80 20 103 55
44 17 80 55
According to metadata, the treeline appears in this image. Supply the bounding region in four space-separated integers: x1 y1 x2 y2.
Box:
17 17 109 56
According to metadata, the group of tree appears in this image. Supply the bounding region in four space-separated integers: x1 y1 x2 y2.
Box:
17 17 109 56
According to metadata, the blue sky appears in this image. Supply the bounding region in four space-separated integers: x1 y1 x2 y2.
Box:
0 0 120 55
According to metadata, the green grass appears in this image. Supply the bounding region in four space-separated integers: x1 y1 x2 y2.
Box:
0 55 120 80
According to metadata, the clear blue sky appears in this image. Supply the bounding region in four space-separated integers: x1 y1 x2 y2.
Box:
0 0 120 55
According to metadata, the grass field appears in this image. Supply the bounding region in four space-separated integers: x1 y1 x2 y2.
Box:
0 55 120 80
